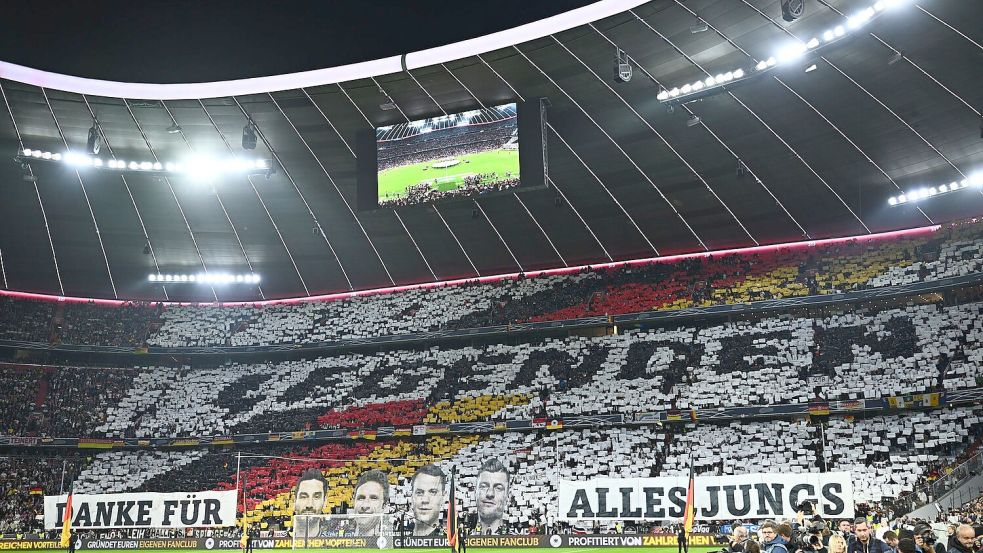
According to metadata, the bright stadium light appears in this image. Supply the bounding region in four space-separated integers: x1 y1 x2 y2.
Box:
777 42 808 62
658 0 896 104
888 171 983 207
17 148 271 178
148 272 260 284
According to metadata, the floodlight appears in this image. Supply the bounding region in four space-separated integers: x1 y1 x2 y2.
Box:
777 43 807 62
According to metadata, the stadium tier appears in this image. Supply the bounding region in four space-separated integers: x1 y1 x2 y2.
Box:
4 410 981 536
2 220 983 350
3 296 983 440
3 291 983 534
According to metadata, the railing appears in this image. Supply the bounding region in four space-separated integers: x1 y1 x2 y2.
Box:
926 449 983 504
890 446 983 516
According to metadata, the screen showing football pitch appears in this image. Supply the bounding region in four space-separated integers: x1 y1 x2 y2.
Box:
376 103 519 207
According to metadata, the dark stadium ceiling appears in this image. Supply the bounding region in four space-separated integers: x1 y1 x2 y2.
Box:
0 0 981 303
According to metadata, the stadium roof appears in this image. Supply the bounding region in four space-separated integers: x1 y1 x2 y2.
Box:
0 0 981 302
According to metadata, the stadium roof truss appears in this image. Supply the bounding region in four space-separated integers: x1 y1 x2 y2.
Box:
0 0 981 302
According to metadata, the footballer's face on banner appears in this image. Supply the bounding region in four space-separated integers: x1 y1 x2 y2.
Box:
295 479 327 515
412 473 443 525
476 470 509 522
353 481 386 515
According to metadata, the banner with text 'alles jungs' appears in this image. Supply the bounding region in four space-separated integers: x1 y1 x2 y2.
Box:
558 472 854 521
44 490 237 530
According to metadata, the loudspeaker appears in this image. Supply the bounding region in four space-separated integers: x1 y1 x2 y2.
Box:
781 0 805 22
242 124 257 150
87 126 102 155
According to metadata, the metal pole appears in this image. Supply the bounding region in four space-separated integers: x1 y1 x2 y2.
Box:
59 459 67 494
236 452 242 499
820 423 829 472
242 473 248 522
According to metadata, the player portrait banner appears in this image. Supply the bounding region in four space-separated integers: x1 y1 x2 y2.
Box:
43 490 237 530
558 472 854 521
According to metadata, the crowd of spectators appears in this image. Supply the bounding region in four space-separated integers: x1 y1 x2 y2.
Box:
2 223 983 539
377 118 516 171
1 366 133 437
59 301 160 347
0 218 982 350
2 412 982 540
0 454 83 536
379 172 519 207
0 367 42 436
146 218 983 348
0 295 980 440
0 298 52 343
938 496 983 525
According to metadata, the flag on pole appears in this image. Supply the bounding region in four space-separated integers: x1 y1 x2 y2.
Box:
682 458 696 534
60 490 74 547
446 467 461 553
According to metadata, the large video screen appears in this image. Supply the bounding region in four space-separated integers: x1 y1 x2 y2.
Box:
376 103 519 207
